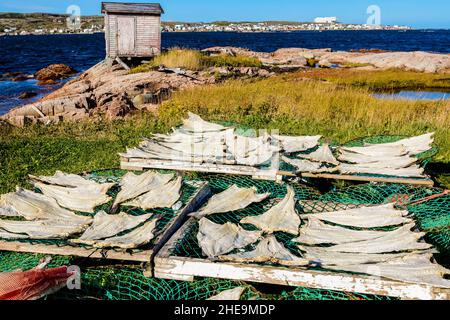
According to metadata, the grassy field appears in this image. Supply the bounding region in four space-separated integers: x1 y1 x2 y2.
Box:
1 68 449 193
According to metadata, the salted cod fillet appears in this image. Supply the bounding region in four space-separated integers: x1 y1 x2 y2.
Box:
282 156 338 174
0 219 91 239
207 287 246 301
197 218 262 259
298 246 434 266
219 236 309 267
271 134 322 153
240 186 301 235
226 135 279 167
325 253 450 288
324 223 432 254
0 188 92 224
124 177 183 210
29 171 111 188
365 133 434 156
337 151 418 167
339 145 409 157
299 203 411 229
181 112 230 133
298 144 339 165
88 219 158 249
112 171 174 210
33 182 112 213
292 217 390 245
71 211 152 246
339 163 425 178
190 185 270 219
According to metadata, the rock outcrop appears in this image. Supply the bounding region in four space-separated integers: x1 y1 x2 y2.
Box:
1 59 216 125
203 46 450 73
35 64 77 81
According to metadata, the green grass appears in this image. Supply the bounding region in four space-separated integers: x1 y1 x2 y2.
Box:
1 69 449 193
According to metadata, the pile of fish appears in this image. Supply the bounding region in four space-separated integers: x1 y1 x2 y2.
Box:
193 185 450 288
121 112 434 179
297 203 450 288
121 112 323 167
194 186 308 267
336 133 435 178
0 171 184 250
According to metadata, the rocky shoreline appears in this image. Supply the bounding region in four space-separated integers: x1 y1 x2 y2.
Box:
2 47 450 126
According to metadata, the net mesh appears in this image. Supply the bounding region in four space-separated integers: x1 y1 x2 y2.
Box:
2 169 449 301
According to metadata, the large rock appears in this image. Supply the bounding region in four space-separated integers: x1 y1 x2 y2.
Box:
35 64 77 81
1 58 216 125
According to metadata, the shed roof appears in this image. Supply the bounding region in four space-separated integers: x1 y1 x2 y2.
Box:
101 2 164 15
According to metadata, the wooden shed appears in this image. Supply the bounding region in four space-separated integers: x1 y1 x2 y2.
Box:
101 2 164 58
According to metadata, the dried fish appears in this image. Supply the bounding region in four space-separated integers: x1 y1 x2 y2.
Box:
89 219 158 249
339 145 409 157
271 134 322 153
365 133 434 156
197 218 262 259
0 188 92 224
33 182 112 213
240 186 301 235
0 219 90 240
112 171 174 210
71 211 152 246
282 156 338 174
339 163 425 178
298 144 339 165
325 253 450 288
124 177 183 210
300 203 410 229
325 223 432 253
207 287 246 301
181 112 230 133
338 151 418 167
29 171 112 189
293 217 389 245
190 185 270 219
299 246 435 266
0 229 29 240
219 236 309 267
226 134 279 167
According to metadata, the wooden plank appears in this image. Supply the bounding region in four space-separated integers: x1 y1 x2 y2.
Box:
120 161 280 181
0 241 152 262
154 218 450 300
121 160 434 186
300 173 435 187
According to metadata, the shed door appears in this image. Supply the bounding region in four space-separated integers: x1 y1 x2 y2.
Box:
117 17 135 55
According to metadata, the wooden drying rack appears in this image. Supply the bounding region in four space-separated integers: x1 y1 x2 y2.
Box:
0 181 211 267
120 157 435 187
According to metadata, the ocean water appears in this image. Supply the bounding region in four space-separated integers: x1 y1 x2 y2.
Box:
1 30 449 115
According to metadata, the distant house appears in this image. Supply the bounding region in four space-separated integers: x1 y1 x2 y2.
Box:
314 17 338 24
101 2 164 58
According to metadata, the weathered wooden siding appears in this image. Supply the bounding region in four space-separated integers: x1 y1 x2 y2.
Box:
136 15 161 56
107 14 118 57
105 13 161 58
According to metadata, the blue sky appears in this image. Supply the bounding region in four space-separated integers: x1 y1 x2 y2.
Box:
0 0 448 29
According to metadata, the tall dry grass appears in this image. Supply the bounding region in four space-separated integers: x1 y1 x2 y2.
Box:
159 77 450 162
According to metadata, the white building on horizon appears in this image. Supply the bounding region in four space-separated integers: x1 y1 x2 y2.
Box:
314 17 338 24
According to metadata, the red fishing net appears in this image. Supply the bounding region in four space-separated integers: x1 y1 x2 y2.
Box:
0 266 72 300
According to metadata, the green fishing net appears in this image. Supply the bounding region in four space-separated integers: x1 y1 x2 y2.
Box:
1 170 449 301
